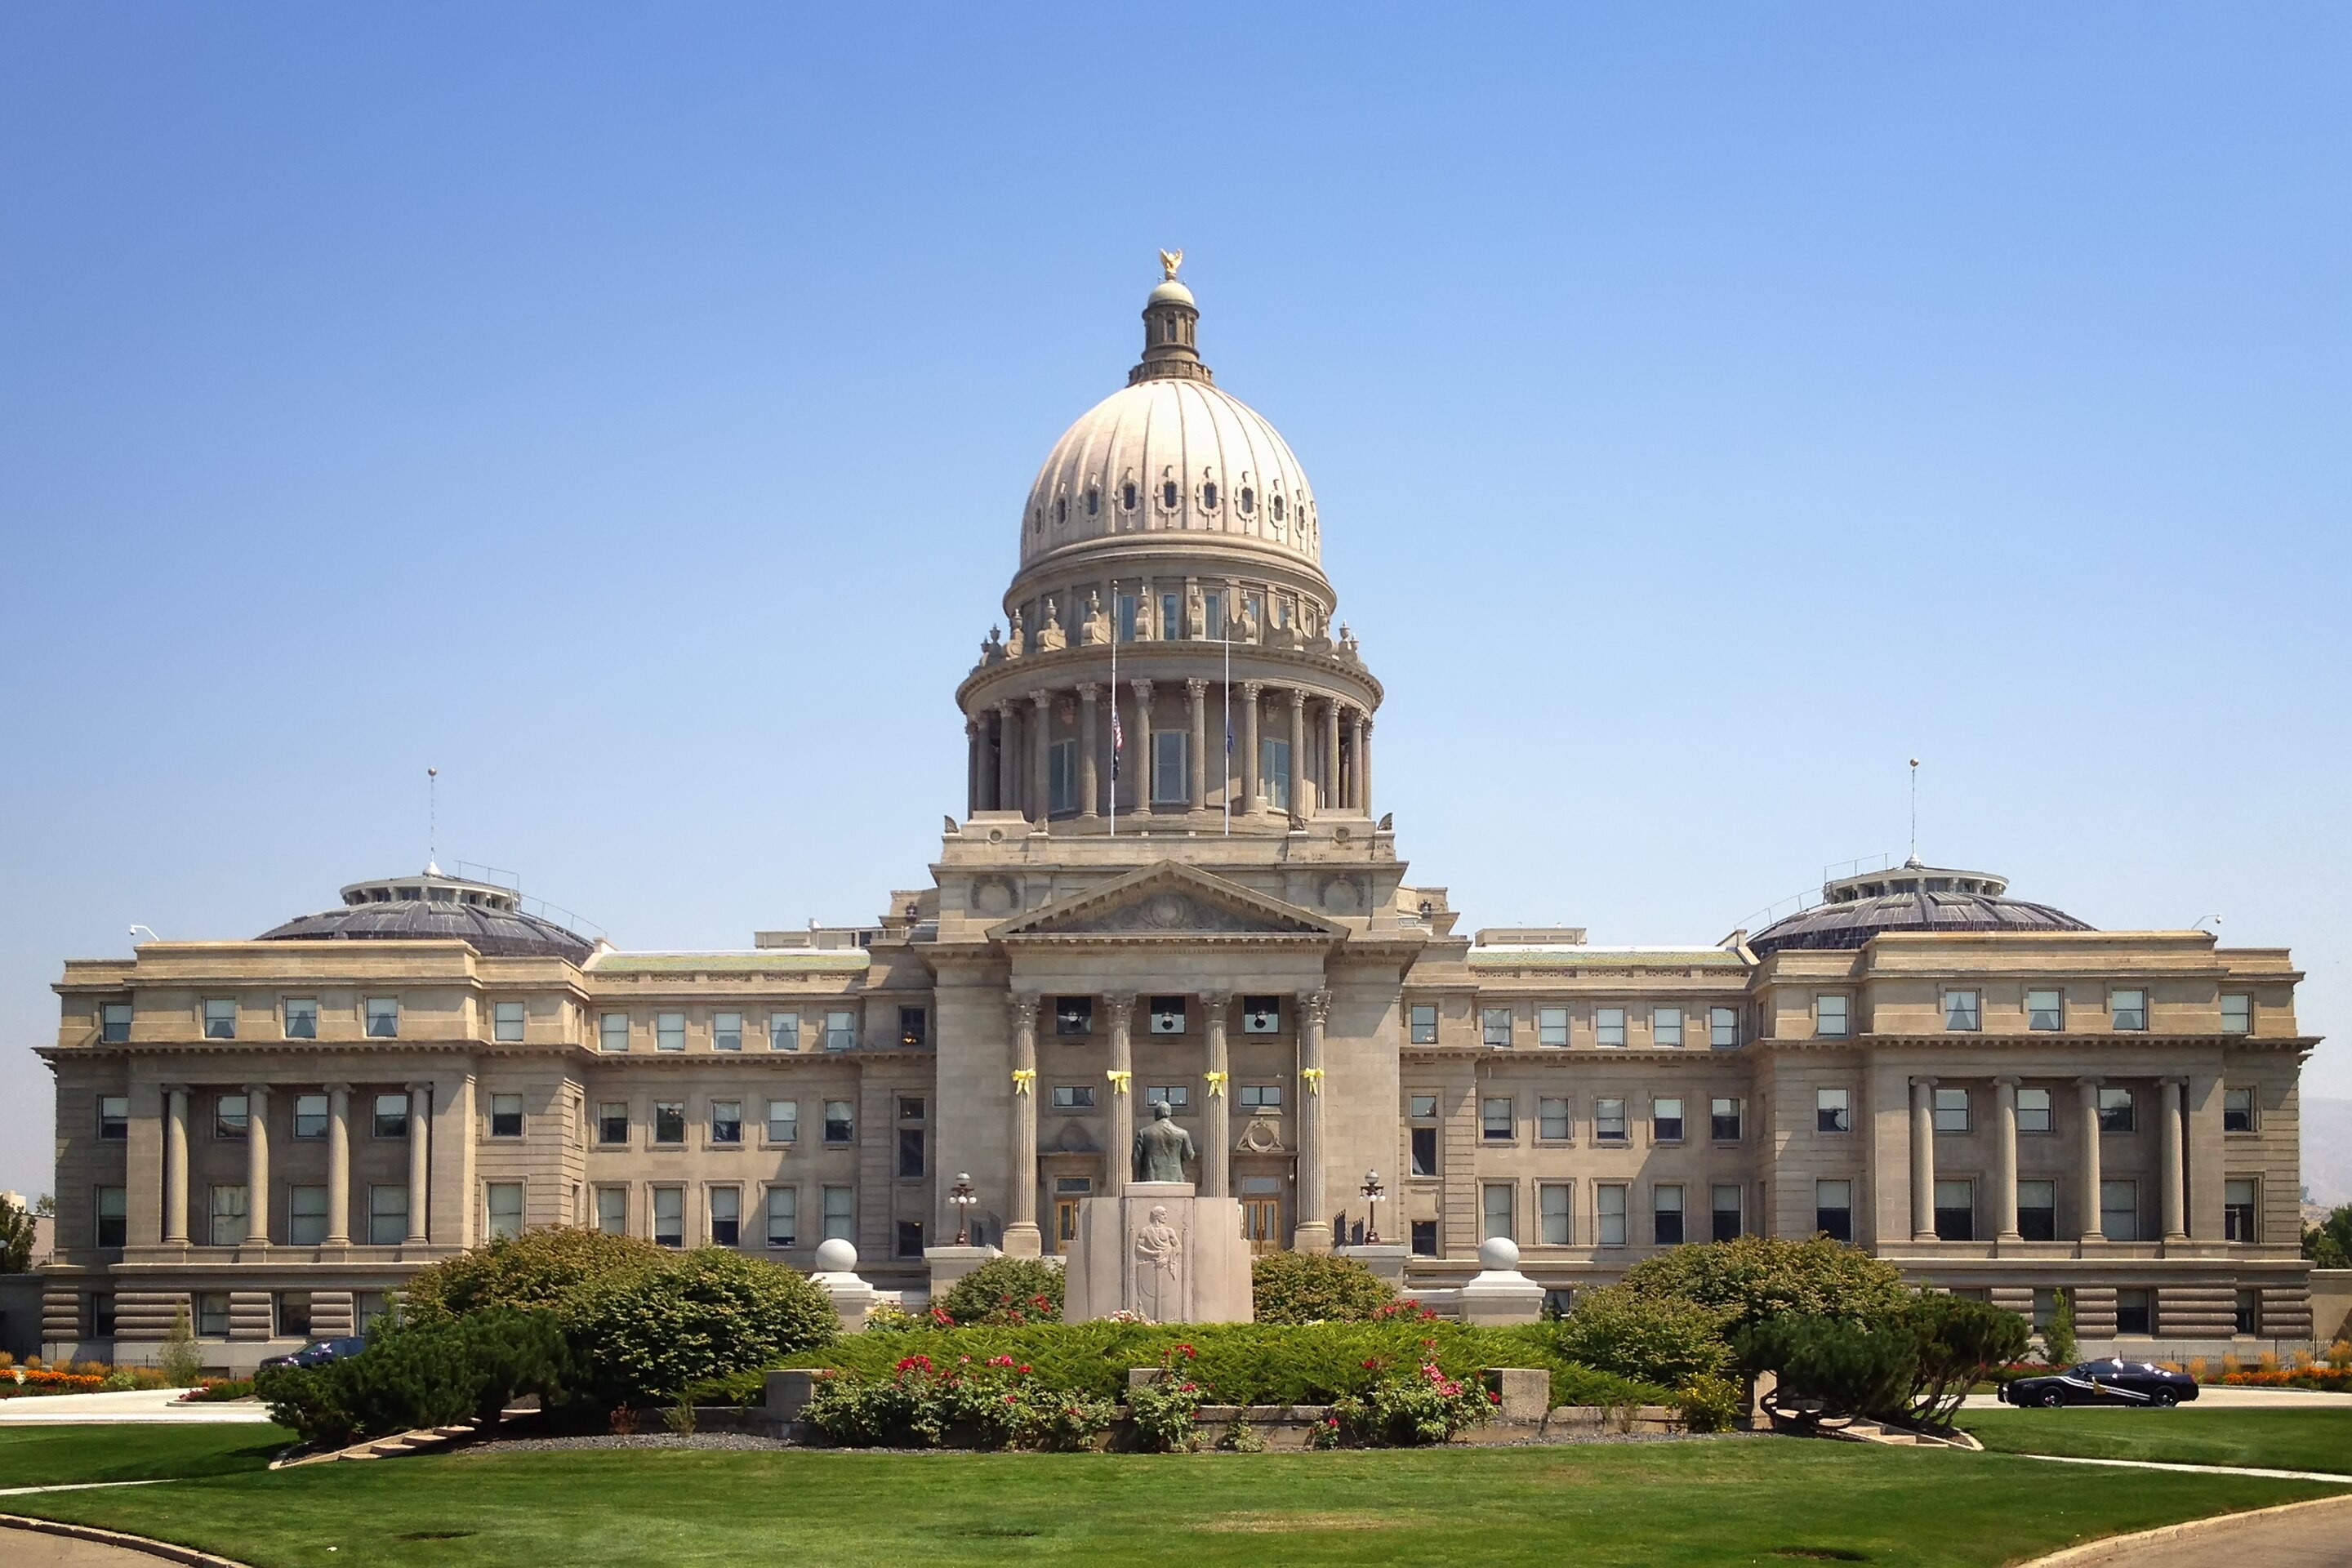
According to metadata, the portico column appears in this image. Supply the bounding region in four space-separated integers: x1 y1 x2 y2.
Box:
1030 689 1053 823
994 702 1017 813
1294 989 1332 1253
1321 701 1340 814
1993 1076 2022 1241
1076 684 1101 819
2160 1077 2188 1241
1361 715 1374 817
243 1084 272 1247
1286 689 1307 818
162 1085 189 1245
2077 1077 2104 1243
1200 991 1231 1199
1239 682 1262 814
1005 996 1041 1255
1347 708 1366 811
407 1082 433 1244
1105 995 1135 1198
1186 679 1208 808
1909 1076 1937 1241
964 719 979 817
1132 681 1155 811
324 1083 352 1246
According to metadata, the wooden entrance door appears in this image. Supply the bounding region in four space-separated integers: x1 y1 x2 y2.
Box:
1241 1196 1282 1254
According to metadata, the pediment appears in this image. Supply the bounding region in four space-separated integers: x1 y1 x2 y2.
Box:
991 861 1344 942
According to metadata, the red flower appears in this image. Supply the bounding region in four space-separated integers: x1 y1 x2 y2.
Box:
1361 1358 1382 1370
1019 1365 1032 1374
1178 1343 1197 1358
1488 1392 1502 1404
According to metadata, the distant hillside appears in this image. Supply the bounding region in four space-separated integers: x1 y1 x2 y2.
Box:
2305 1096 2352 1208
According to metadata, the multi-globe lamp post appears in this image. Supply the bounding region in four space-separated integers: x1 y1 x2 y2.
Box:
1360 1169 1384 1245
949 1172 978 1246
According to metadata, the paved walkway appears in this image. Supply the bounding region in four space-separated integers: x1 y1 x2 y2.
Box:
0 1390 273 1425
2029 1494 2352 1566
2013 1451 2352 1484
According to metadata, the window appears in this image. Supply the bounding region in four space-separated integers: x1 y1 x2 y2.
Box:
1049 739 1079 814
2224 1088 2255 1133
210 1183 249 1246
2115 1287 2153 1336
204 998 237 1039
898 1128 926 1178
898 1008 927 1048
288 1184 327 1245
1711 1183 1742 1242
766 1099 798 1143
1481 1183 1514 1241
357 1291 392 1334
284 998 319 1039
1934 1179 1974 1241
1539 1097 1570 1140
1242 996 1281 1034
766 1187 798 1249
656 1012 686 1052
653 1188 684 1249
653 1102 686 1146
1481 1008 1513 1048
216 1094 250 1140
1240 1084 1283 1111
2235 1289 2261 1335
1160 590 1180 634
822 1186 853 1241
1815 995 1849 1038
2018 1180 2057 1241
713 1012 743 1052
1653 1008 1683 1048
825 1010 858 1051
493 1000 525 1041
1597 1184 1628 1247
1710 1006 1739 1049
2109 989 2148 1031
1145 1085 1190 1109
2097 1087 2135 1133
292 1094 327 1139
1942 991 1980 1031
1595 1008 1625 1047
768 1010 800 1051
1538 1008 1569 1048
2026 989 2064 1031
1410 1219 1438 1257
1653 1184 1685 1245
1596 1098 1627 1143
1933 1087 1970 1134
1540 1183 1573 1245
598 1102 630 1144
1815 1180 1853 1242
2221 993 2252 1035
486 1183 523 1241
1710 1098 1741 1141
489 1094 523 1138
1261 737 1292 810
824 1100 854 1145
278 1292 312 1341
595 1187 627 1236
710 1187 741 1247
1054 997 1093 1036
2100 1180 2139 1241
1409 1004 1437 1044
195 1292 230 1337
711 1101 743 1146
1652 1098 1684 1143
1816 1088 1851 1134
95 1185 126 1248
1052 1085 1097 1110
2017 1087 2053 1134
1152 731 1188 804
97 1096 129 1140
1136 996 1185 1036
1116 590 1138 639
368 1184 408 1245
2224 1178 2258 1242
100 1001 131 1041
1410 1094 1438 1119
1410 1126 1437 1177
364 997 399 1038
601 1012 630 1052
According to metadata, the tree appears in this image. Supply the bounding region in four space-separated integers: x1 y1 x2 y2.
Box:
397 1227 662 1327
1740 1314 1918 1428
1619 1236 1907 1336
2304 1205 2352 1270
159 1306 205 1387
0 1196 35 1274
2041 1288 2077 1367
1904 1294 2029 1428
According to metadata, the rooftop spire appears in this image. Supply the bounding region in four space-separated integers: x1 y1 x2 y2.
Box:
1129 250 1212 385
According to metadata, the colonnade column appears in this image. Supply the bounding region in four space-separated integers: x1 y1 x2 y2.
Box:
1076 684 1101 820
324 1083 352 1246
1133 681 1155 813
1186 679 1207 808
406 1082 433 1244
243 1084 271 1247
1347 708 1366 811
1031 690 1053 823
1321 702 1340 814
1239 682 1262 814
1361 715 1374 818
1105 995 1135 1198
1909 1076 1937 1241
1005 995 1041 1255
162 1085 189 1245
1286 690 1306 818
2160 1077 2188 1241
964 719 980 817
994 702 1017 814
1993 1076 2022 1241
2076 1077 2104 1243
1200 991 1231 1199
1293 990 1332 1252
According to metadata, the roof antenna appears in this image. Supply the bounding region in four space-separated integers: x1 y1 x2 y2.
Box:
1907 758 1921 866
426 766 441 876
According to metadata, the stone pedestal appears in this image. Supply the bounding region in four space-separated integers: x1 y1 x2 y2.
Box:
1455 1236 1544 1326
810 1237 877 1329
923 1245 1002 1298
1334 1243 1410 1287
1062 1182 1253 1325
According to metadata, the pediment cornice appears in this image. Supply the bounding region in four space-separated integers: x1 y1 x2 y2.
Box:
989 860 1345 945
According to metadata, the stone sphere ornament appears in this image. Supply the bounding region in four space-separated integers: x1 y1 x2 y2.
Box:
813 1237 859 1273
1477 1236 1520 1272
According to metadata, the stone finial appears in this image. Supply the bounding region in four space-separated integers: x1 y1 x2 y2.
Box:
1038 598 1067 653
1004 608 1027 659
1081 591 1108 645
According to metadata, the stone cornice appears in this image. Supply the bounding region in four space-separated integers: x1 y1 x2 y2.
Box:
1744 1032 2319 1055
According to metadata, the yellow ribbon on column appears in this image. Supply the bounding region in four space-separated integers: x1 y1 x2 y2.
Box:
1106 1069 1133 1094
1204 1071 1228 1098
1010 1069 1035 1095
1300 1067 1325 1094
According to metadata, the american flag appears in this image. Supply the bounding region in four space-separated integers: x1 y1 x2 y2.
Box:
1110 702 1123 778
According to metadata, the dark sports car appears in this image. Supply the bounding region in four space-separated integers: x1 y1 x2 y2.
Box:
257 1335 368 1373
1999 1359 2200 1408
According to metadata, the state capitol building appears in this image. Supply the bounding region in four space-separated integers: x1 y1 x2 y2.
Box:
33 264 2318 1368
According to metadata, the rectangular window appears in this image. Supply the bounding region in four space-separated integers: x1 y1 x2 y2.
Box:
2017 1180 2056 1241
711 1101 743 1146
1816 1088 1851 1134
2098 1086 2135 1133
87 1293 115 1339
278 1291 312 1341
2016 1087 2053 1134
1240 1084 1282 1110
2224 1178 2258 1242
1203 590 1224 641
1933 1087 1971 1134
898 1008 927 1048
653 1187 684 1248
1710 1098 1741 1141
1049 738 1079 815
215 1093 250 1140
766 1186 798 1249
1816 995 1850 1038
100 1001 131 1041
766 1099 798 1143
1540 1183 1572 1245
1481 1097 1514 1142
1711 1183 1742 1243
1595 1007 1626 1047
595 1187 627 1236
898 1128 926 1178
768 1010 800 1051
95 1185 127 1248
493 1000 525 1042
1942 991 1980 1031
1152 731 1188 804
1481 1182 1514 1241
1597 1183 1628 1247
1538 1007 1569 1048
1160 590 1180 640
284 998 319 1039
2115 1286 2153 1336
709 1187 741 1247
97 1096 129 1140
1261 737 1292 810
2026 989 2064 1031
368 1184 408 1245
210 1183 249 1246
713 1012 744 1052
1596 1098 1627 1143
2100 1179 2139 1242
1652 1008 1683 1048
1652 1098 1684 1143
2223 1087 2255 1133
1145 1085 1190 1109
896 1219 925 1258
195 1292 230 1338
822 1185 853 1241
601 1012 630 1052
204 998 237 1039
2221 993 2252 1035
598 1102 630 1144
1539 1097 1570 1140
364 997 399 1038
653 1102 686 1146
1241 996 1281 1034
1409 1004 1437 1044
356 1291 391 1334
2235 1289 2261 1335
1116 592 1138 642
1815 1179 1853 1242
824 1100 853 1145
825 1010 858 1051
1147 996 1190 1035
1054 997 1093 1036
287 1184 327 1245
656 1012 686 1052
2109 989 2148 1031
1481 1008 1512 1048
1410 1218 1438 1257
292 1094 327 1139
1933 1179 1974 1241
1410 1093 1438 1119
489 1094 523 1138
1410 1125 1437 1177
1052 1085 1097 1110
1709 1006 1739 1049
486 1182 523 1241
1653 1184 1685 1245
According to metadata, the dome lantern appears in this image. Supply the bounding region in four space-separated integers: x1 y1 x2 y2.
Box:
1131 248 1210 386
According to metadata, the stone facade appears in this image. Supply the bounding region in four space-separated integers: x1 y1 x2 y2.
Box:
32 265 2319 1368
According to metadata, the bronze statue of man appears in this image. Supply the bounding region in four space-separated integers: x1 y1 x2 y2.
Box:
1133 1099 1196 1183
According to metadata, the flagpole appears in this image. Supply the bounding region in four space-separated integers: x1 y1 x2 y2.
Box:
1222 622 1231 837
1108 602 1117 839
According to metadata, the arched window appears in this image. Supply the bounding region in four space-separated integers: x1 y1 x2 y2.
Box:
1272 493 1286 523
1054 496 1067 525
1162 479 1179 510
1238 486 1254 514
1085 486 1100 517
1122 481 1138 511
1201 480 1218 511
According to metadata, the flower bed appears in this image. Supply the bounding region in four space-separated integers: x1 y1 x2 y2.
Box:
0 1369 107 1397
2220 1365 2352 1392
802 1353 1114 1449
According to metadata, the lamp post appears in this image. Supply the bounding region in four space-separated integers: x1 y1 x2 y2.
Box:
1359 1169 1384 1245
949 1172 978 1246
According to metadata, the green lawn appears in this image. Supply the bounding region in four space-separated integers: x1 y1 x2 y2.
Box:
0 1423 292 1490
0 1428 2333 1567
1959 1407 2352 1475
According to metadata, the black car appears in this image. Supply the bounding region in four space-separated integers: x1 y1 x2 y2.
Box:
1999 1358 2200 1408
257 1335 368 1373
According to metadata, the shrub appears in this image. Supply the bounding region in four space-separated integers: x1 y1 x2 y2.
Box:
1620 1237 1907 1336
935 1258 1065 1326
1904 1294 2029 1428
1676 1372 1742 1433
1129 1371 1208 1451
1553 1286 1735 1386
181 1379 255 1403
158 1307 204 1388
1250 1252 1396 1325
568 1246 836 1404
2040 1288 2077 1367
804 1353 1113 1450
1741 1314 1917 1427
1330 1359 1494 1446
861 1302 923 1334
256 1310 580 1448
399 1227 663 1328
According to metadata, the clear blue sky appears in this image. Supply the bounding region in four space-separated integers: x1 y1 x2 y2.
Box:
3 4 2346 1199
